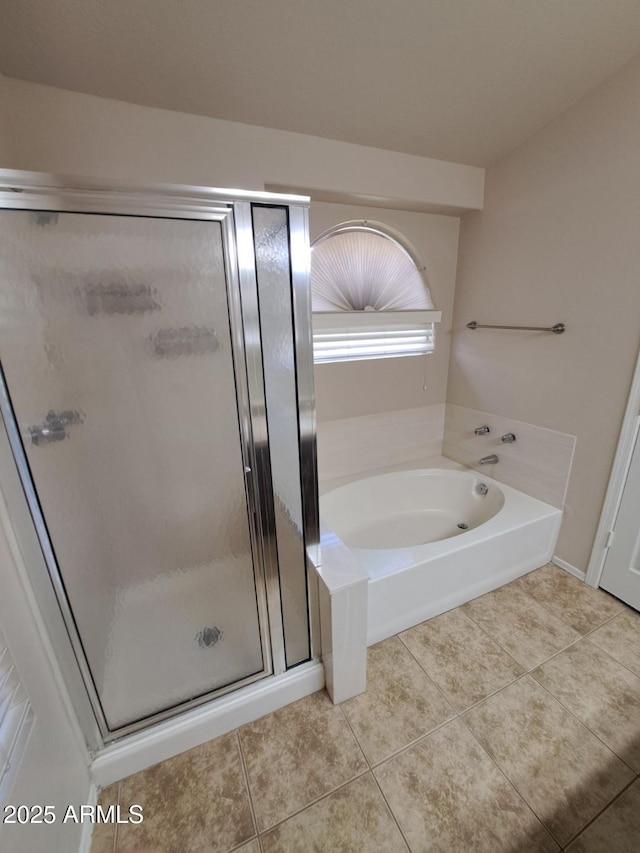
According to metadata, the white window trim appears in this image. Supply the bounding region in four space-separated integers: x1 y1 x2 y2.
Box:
313 309 442 364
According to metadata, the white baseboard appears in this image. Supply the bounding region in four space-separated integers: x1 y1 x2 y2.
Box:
552 555 586 581
90 661 325 788
77 783 98 853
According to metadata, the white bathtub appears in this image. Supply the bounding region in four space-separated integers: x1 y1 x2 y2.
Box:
320 468 563 645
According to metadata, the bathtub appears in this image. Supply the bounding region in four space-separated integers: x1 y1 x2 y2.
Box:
320 468 563 645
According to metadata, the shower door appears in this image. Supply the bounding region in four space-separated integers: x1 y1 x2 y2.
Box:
0 204 275 736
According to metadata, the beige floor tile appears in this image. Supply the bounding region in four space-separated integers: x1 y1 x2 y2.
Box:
233 842 260 853
341 636 454 763
533 639 640 771
512 565 623 634
374 718 558 853
462 582 581 669
567 780 640 852
260 773 407 852
117 731 255 853
238 690 367 831
400 607 523 712
589 610 640 676
90 783 119 853
463 676 633 846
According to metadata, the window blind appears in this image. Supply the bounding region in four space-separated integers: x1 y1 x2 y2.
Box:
310 225 435 312
0 627 33 797
313 310 441 364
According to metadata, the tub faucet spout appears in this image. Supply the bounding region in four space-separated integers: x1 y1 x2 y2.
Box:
479 454 499 465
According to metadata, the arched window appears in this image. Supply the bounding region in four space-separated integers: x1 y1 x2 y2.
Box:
310 221 441 363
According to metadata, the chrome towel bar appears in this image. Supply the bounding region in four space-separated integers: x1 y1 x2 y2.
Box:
466 321 565 334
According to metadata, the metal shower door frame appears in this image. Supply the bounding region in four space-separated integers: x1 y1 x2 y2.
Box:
0 170 317 749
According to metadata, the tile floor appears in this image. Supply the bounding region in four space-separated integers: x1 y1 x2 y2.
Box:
92 564 640 853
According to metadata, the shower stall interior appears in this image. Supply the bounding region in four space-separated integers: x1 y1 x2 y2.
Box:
0 171 318 750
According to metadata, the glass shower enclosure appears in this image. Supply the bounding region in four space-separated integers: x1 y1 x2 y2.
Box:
0 172 318 745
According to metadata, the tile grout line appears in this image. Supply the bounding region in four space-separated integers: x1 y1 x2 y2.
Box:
368 715 460 771
456 712 564 850
534 619 639 678
337 705 413 851
520 590 639 677
396 610 528 711
352 639 535 772
418 603 525 672
458 581 614 675
337 702 373 770
369 770 412 853
456 589 553 667
345 648 551 849
580 634 640 700
529 675 638 777
336 700 468 776
454 655 636 845
457 662 637 847
255 767 372 839
235 729 263 853
582 613 640 682
560 775 638 850
447 566 635 847
583 608 628 638
521 634 594 675
512 580 626 638
517 566 631 635
451 670 532 716
112 780 122 853
228 836 261 853
232 693 371 840
314 638 631 852
393 631 465 716
468 561 602 612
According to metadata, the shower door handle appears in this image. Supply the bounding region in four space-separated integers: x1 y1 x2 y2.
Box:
28 410 83 446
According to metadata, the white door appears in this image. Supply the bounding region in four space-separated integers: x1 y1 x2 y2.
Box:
600 424 640 610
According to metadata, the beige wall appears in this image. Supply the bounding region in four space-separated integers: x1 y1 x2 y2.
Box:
311 201 460 421
0 76 483 213
0 74 18 166
448 52 640 571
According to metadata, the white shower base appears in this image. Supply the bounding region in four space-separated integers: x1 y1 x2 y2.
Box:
101 561 264 729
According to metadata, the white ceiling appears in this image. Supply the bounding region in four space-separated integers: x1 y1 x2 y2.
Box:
2 0 640 166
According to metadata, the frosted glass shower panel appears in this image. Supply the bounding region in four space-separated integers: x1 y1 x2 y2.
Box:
0 211 266 730
252 205 310 667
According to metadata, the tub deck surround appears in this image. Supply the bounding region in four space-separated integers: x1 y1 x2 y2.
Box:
443 403 577 509
315 523 368 704
319 459 562 645
90 566 639 853
316 403 446 483
318 452 464 494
